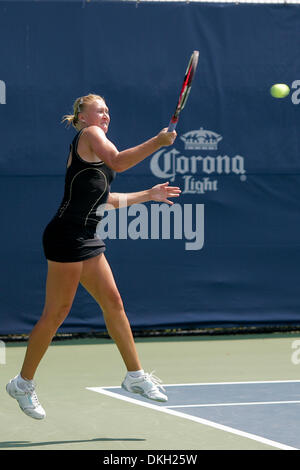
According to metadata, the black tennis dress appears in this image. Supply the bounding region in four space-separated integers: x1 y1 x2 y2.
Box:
42 129 115 262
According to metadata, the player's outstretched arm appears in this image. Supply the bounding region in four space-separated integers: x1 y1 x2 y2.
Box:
85 126 176 172
104 183 181 210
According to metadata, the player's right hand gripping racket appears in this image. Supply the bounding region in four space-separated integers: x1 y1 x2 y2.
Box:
168 50 199 132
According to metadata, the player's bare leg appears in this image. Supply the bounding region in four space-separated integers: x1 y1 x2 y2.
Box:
80 253 141 371
21 260 83 380
7 260 82 419
80 254 167 402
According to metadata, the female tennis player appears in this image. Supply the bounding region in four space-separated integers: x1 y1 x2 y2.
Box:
6 94 179 419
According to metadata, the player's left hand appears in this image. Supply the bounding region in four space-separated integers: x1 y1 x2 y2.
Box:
150 182 181 205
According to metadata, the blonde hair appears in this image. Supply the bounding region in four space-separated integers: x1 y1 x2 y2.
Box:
62 93 105 130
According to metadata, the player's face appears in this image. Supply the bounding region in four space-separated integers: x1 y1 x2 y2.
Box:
81 99 110 133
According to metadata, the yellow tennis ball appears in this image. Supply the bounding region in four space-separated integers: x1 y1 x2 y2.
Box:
270 83 290 98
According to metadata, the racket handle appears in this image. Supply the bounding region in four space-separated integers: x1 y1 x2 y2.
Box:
168 120 177 132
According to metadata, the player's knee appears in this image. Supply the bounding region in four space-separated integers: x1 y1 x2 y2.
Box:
101 290 124 314
42 302 72 327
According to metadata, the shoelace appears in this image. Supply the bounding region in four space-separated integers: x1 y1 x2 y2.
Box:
24 383 41 407
145 371 166 392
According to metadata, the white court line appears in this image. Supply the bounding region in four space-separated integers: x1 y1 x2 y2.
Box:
104 379 300 389
165 400 300 408
86 385 298 450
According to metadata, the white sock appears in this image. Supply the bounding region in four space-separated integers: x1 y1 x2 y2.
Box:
17 374 33 390
127 369 144 379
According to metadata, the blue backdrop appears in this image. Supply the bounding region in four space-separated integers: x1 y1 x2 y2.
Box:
1 0 300 334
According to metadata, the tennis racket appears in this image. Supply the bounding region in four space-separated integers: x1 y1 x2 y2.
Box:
168 50 199 132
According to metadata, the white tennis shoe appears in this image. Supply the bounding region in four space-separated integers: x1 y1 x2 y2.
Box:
6 375 46 420
122 371 168 402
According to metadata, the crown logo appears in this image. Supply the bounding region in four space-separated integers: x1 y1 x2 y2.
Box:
180 128 223 150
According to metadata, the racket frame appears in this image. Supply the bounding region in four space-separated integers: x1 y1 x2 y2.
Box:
168 50 199 132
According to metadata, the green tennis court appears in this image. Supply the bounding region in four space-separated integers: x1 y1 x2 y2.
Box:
1 332 300 451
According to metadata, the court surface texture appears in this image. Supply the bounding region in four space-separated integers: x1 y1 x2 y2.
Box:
1 332 300 450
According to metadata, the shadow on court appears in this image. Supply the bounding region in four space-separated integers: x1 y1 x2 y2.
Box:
0 438 146 448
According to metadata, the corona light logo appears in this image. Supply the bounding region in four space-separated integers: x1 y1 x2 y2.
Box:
180 128 222 150
150 127 247 194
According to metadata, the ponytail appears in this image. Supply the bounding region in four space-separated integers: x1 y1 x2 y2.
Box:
61 94 104 130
